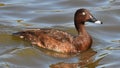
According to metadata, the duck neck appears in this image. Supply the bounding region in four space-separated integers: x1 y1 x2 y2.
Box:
75 22 87 35
74 22 92 51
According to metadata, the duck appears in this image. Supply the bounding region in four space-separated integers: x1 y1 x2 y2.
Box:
13 8 102 53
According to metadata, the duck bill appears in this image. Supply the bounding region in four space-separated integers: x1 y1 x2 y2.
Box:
87 15 103 24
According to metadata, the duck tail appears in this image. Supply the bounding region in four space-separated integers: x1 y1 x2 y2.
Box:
12 31 25 39
13 32 23 36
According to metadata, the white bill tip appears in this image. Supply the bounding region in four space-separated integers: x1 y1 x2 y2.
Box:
94 20 102 24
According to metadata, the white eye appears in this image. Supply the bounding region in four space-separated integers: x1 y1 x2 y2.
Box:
82 12 86 15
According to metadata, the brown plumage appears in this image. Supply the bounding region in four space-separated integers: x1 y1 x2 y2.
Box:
13 8 102 53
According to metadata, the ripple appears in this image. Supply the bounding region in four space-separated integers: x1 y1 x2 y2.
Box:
0 0 120 68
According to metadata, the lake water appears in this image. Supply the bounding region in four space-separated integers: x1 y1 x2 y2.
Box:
0 0 120 68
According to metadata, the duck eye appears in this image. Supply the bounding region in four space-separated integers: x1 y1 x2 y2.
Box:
82 12 86 15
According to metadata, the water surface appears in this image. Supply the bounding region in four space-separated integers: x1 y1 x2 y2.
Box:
0 0 120 68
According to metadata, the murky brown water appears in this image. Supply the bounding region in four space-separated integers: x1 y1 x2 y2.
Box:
0 0 120 68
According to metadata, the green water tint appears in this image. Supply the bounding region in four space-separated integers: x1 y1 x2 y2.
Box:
0 3 5 6
0 34 20 44
16 19 33 26
35 10 63 13
111 40 120 43
1 63 10 68
105 46 120 50
0 34 14 44
10 47 41 57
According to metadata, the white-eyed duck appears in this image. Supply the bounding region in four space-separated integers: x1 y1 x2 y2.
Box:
13 8 102 53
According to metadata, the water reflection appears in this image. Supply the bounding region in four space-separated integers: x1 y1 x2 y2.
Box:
50 49 97 68
36 47 78 58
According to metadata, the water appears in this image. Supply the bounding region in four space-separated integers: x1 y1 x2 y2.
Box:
0 0 120 68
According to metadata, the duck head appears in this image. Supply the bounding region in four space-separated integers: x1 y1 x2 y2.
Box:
74 8 102 32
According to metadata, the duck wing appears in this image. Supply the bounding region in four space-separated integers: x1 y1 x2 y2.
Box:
13 28 73 43
13 28 76 53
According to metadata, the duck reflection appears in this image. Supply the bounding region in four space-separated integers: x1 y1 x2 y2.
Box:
46 48 97 68
35 46 97 68
35 46 79 58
